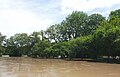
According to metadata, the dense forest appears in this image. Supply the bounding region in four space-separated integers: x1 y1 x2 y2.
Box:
0 9 120 60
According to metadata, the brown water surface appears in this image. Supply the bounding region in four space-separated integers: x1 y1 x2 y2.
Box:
0 57 120 77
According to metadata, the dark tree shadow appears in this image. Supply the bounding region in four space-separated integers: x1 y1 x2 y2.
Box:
64 58 120 64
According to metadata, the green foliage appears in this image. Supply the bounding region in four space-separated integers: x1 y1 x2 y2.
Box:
91 19 120 58
64 11 88 38
0 33 6 56
113 38 120 56
44 42 69 58
69 35 92 58
46 24 61 43
5 33 32 56
109 9 120 21
1 9 120 60
87 13 106 33
31 40 51 57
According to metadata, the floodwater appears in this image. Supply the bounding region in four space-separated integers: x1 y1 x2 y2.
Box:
0 57 120 77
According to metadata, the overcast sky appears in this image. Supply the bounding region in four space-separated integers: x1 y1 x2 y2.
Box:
0 0 120 37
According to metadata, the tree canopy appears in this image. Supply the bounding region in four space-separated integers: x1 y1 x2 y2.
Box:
0 9 120 61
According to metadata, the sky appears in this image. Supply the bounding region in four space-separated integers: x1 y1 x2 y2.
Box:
0 0 120 37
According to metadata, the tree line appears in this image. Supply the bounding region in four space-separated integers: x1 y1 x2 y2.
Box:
0 9 120 60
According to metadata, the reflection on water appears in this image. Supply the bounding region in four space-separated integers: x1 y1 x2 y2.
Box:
0 57 120 77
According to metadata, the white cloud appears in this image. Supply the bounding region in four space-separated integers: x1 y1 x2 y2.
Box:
0 0 55 37
60 0 120 14
0 9 54 36
0 0 120 37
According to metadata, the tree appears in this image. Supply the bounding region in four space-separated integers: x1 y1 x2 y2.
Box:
30 31 41 45
5 33 32 56
87 13 105 34
92 20 120 59
31 40 51 58
46 24 61 43
113 38 120 58
69 35 92 59
64 11 88 39
44 42 69 58
109 9 120 22
0 33 6 56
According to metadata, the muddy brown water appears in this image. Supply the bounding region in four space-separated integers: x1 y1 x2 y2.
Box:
0 57 120 77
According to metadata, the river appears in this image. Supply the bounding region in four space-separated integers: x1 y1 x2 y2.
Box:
0 57 120 77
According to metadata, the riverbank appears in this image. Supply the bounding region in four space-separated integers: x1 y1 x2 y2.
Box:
1 56 120 64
